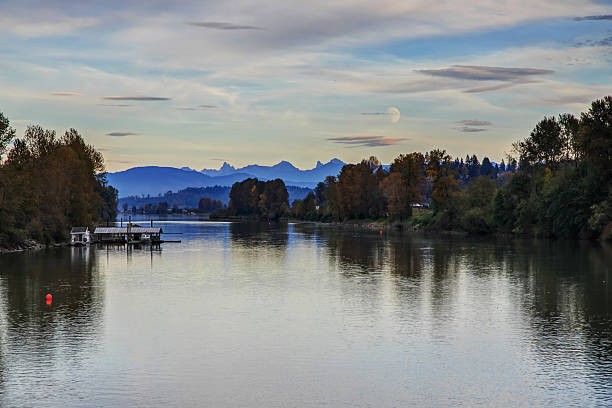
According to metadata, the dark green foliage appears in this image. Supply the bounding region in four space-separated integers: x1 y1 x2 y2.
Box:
481 157 494 177
333 157 387 220
493 173 531 231
291 192 317 220
0 111 16 160
222 178 289 220
0 118 117 247
198 197 223 213
306 97 609 238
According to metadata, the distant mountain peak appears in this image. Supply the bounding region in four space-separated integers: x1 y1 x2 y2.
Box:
274 160 297 169
220 162 235 171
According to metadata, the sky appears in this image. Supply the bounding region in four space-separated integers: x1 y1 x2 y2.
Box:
1 0 611 172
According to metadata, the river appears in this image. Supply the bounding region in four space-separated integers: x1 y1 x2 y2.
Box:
0 218 610 407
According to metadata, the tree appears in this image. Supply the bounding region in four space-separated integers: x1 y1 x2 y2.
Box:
427 149 459 213
333 157 386 220
576 96 612 177
292 192 316 220
558 113 579 161
517 116 564 168
198 197 223 213
467 155 481 179
0 112 15 162
259 179 289 220
481 157 494 177
0 121 116 246
382 152 425 219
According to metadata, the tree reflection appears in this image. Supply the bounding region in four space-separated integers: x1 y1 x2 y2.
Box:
307 225 611 398
0 247 104 393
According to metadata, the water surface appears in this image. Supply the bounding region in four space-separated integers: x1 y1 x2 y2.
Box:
1 219 611 407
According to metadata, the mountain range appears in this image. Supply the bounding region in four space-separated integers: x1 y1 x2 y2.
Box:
107 159 346 198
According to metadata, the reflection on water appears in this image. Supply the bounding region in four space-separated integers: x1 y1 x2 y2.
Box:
0 247 104 402
0 220 610 407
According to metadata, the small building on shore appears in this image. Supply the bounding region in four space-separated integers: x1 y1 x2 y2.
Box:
70 227 90 245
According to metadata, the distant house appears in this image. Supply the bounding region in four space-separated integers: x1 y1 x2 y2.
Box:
70 227 90 245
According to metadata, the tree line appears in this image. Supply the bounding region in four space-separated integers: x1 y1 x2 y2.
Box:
126 197 224 214
212 178 290 221
0 114 117 247
292 96 611 239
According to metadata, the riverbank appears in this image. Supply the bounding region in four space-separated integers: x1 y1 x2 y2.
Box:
290 216 612 241
0 239 44 254
0 240 72 254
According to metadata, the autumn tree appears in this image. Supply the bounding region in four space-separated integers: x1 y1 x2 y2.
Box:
381 152 424 219
0 118 117 246
427 149 459 213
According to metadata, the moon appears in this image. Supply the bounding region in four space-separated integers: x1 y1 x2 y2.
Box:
387 106 400 124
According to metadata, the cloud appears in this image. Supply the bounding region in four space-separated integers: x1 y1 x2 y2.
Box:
186 22 264 30
107 160 134 164
417 65 554 81
106 132 139 137
361 112 386 115
575 35 612 47
464 83 517 93
460 127 488 133
176 105 219 110
102 96 170 101
573 15 612 21
327 135 409 147
50 91 81 96
95 147 112 151
457 120 493 127
0 15 98 38
99 103 132 107
456 120 492 132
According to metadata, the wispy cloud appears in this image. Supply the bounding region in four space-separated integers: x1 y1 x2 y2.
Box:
417 65 554 81
327 135 408 147
106 132 139 137
460 127 488 133
456 119 493 133
0 16 99 38
50 91 81 96
95 147 112 151
99 103 132 107
103 96 170 101
108 160 134 164
361 112 386 115
176 105 219 111
186 22 264 30
457 120 493 126
573 15 612 21
575 35 612 47
464 83 517 93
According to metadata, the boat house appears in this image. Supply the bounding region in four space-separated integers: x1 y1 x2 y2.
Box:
93 224 163 243
70 227 91 245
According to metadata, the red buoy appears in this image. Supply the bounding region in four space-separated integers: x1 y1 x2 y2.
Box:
46 294 52 305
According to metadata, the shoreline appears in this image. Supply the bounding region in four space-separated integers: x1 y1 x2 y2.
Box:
0 240 70 255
